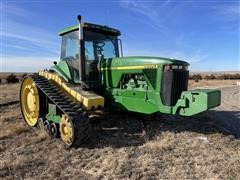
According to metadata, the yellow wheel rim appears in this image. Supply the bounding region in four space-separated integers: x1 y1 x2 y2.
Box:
20 77 39 126
59 115 74 146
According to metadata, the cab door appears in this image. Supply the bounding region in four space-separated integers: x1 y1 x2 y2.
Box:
84 41 100 86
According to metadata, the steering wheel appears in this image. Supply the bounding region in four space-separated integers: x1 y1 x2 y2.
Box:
95 42 104 57
97 42 105 48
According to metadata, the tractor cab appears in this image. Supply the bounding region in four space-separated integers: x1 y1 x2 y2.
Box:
59 20 121 87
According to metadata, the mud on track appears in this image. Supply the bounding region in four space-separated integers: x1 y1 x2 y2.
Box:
0 84 239 179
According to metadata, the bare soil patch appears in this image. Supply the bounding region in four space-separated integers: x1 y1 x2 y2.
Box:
189 79 239 89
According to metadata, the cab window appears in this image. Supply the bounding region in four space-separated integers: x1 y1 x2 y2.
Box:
61 31 79 60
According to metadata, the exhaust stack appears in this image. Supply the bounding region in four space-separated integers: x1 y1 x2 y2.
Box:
77 15 86 88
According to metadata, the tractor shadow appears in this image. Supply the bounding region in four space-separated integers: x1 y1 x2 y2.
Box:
84 110 240 149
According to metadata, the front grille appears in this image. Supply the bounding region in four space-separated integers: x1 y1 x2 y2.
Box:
161 70 189 106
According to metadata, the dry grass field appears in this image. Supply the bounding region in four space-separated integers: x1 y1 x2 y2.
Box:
0 77 239 179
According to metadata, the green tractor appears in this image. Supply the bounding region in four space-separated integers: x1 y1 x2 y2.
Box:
20 16 221 147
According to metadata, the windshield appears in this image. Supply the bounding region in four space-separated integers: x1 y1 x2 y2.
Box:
60 30 119 83
84 30 119 60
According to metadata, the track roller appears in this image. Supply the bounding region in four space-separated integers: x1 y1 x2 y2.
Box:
43 120 50 133
50 123 59 138
59 114 91 147
59 115 74 146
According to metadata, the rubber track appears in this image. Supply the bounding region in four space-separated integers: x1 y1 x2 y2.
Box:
30 74 92 147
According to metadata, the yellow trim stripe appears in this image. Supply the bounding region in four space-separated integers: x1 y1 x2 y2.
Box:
39 71 104 110
100 64 158 71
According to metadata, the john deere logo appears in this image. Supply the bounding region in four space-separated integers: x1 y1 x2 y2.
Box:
143 65 158 69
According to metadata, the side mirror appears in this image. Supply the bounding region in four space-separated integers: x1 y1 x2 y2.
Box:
53 61 57 65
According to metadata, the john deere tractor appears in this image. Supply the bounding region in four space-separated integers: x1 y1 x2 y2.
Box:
20 16 221 147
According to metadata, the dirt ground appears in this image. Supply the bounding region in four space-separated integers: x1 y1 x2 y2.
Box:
0 80 239 179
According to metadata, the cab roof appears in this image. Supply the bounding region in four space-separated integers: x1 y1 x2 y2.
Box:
59 22 121 36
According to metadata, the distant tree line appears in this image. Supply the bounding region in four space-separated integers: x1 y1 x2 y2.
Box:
189 73 240 82
6 74 19 83
0 73 28 84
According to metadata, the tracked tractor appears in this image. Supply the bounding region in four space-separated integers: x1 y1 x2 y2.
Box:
20 16 221 147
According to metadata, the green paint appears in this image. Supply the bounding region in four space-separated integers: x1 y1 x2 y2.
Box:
46 113 61 123
49 60 75 83
172 89 221 116
46 103 61 123
100 56 221 115
100 56 186 114
101 56 188 88
59 25 78 35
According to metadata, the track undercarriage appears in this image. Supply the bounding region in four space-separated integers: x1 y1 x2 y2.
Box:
20 73 95 147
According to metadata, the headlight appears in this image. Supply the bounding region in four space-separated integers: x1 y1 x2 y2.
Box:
163 64 188 71
172 65 178 69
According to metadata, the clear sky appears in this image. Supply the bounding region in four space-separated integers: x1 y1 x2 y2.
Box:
1 0 239 72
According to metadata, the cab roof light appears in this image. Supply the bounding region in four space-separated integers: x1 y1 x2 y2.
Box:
164 64 188 71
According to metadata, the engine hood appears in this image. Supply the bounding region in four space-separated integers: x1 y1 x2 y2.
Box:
103 56 189 68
